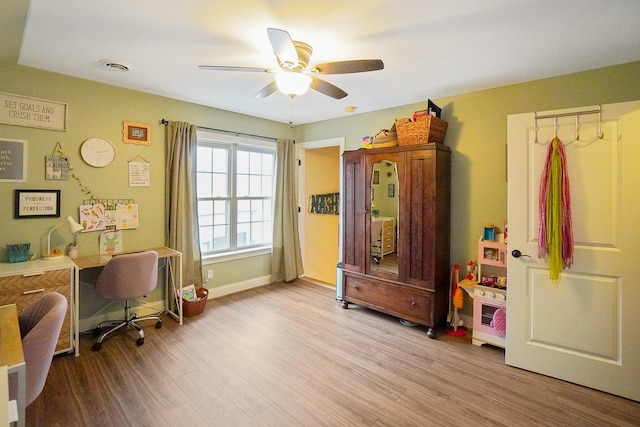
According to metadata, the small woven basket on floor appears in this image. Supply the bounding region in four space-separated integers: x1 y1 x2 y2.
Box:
183 288 209 317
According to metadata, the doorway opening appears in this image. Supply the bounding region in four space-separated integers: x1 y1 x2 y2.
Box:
296 137 344 290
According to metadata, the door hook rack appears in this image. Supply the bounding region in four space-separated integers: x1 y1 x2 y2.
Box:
534 105 604 144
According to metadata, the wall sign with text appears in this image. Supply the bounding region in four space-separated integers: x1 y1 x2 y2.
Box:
123 121 151 145
0 92 67 131
14 189 61 218
0 138 27 182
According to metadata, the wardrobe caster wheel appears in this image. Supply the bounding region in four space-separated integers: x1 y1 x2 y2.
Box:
426 328 437 339
92 342 102 351
341 301 349 309
136 337 145 346
155 321 162 329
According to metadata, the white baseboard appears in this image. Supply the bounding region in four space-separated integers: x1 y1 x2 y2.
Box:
205 278 474 334
205 275 272 299
79 276 271 332
80 278 468 334
79 300 165 333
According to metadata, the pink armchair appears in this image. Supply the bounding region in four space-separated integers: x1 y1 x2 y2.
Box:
9 292 67 407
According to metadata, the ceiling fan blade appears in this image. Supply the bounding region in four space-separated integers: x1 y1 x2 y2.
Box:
255 80 279 98
267 28 298 69
198 65 273 73
310 78 348 99
314 59 384 74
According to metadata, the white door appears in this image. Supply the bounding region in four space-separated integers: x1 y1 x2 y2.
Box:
506 101 640 402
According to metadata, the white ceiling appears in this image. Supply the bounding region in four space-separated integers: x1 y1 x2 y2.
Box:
12 0 640 125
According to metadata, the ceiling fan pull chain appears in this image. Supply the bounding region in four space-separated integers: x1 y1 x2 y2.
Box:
289 100 297 140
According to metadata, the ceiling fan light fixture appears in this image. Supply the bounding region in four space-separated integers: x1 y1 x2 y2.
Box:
275 72 312 97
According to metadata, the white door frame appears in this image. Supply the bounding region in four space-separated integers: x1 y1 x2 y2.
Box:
296 137 345 277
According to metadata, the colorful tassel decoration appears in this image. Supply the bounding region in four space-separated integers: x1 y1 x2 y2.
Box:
538 136 574 281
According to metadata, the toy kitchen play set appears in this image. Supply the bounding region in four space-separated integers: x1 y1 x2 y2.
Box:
459 224 507 348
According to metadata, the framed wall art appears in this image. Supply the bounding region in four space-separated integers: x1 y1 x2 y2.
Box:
14 189 61 218
0 92 68 131
45 141 69 180
123 121 151 145
309 192 339 215
0 138 27 182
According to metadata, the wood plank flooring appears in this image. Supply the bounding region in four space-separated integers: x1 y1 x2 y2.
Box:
28 279 640 426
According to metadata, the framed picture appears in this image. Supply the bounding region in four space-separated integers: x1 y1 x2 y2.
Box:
123 121 151 145
14 189 61 218
0 92 67 131
0 138 27 182
427 99 442 118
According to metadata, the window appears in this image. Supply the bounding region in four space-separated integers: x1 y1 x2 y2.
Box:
197 134 275 256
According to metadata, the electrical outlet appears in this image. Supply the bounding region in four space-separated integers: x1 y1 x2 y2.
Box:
207 269 214 280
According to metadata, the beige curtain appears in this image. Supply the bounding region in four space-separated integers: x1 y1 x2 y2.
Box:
271 138 304 282
165 121 202 287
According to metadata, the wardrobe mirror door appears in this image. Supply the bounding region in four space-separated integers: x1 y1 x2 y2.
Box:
370 159 399 276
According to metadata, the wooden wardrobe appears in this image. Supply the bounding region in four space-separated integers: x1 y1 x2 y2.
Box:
341 142 451 338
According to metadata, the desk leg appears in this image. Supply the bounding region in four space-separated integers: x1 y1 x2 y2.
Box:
73 266 80 357
177 253 182 325
12 364 25 427
164 254 183 325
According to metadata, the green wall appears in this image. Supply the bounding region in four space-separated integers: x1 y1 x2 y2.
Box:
300 61 640 267
2 58 640 323
0 65 291 293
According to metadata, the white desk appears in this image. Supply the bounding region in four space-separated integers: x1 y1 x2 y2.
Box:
0 304 25 427
71 246 183 355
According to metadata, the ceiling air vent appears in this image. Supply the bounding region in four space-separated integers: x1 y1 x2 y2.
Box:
99 59 133 71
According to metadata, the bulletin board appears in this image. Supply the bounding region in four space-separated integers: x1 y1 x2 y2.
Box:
80 198 137 231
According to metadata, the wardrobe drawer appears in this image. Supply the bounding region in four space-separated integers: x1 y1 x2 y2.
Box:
344 274 433 324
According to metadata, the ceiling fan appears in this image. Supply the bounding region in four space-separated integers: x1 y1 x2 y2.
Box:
198 28 384 99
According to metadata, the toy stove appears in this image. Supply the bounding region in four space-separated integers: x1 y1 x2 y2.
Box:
468 237 508 348
472 283 506 348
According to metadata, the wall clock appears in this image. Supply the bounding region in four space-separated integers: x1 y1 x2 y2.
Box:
80 137 116 167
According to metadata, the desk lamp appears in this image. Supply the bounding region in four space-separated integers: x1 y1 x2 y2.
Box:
43 216 84 260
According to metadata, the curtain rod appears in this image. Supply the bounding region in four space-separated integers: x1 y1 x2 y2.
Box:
161 119 276 141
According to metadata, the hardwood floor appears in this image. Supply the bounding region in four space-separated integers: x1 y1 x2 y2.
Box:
29 280 640 426
371 252 397 275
